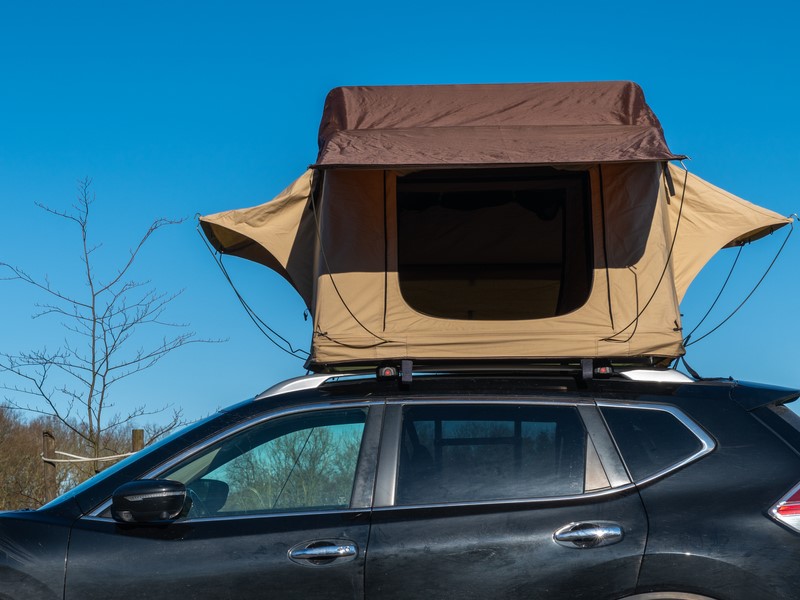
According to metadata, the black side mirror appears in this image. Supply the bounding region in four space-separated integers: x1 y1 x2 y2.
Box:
111 479 188 524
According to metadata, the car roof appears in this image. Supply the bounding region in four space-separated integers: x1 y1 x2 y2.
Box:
248 368 800 412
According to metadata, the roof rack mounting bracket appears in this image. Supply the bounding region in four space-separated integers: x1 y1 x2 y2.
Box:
581 358 594 381
401 360 413 385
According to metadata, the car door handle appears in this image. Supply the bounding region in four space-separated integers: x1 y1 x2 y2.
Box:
553 522 624 548
288 540 358 564
290 544 356 559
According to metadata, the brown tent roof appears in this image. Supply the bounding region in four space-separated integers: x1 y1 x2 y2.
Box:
315 81 685 168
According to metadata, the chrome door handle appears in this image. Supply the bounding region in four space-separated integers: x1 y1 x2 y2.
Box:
290 544 357 559
553 522 624 548
288 541 358 564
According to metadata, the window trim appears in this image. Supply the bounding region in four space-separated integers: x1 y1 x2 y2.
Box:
596 401 716 486
577 404 630 488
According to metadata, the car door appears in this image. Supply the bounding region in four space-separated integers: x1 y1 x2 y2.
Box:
365 399 647 600
64 404 382 600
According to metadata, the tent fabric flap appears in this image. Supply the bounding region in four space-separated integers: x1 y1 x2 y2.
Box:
316 82 685 167
667 163 792 301
199 170 316 307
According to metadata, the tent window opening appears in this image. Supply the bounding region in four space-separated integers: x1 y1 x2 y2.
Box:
397 168 593 320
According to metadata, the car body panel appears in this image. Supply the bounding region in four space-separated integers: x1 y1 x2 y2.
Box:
0 511 72 600
366 491 647 600
631 389 800 599
64 511 370 600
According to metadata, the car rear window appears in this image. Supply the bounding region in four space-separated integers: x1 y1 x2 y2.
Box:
600 406 704 481
396 404 586 505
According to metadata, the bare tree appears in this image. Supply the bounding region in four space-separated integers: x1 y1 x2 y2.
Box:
0 404 143 508
0 405 50 508
0 178 203 472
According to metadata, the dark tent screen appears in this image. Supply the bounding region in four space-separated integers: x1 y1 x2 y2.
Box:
397 168 593 321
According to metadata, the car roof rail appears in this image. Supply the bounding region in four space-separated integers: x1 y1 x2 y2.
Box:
255 373 370 400
619 369 693 383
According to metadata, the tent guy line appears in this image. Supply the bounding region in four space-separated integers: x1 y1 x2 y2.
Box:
196 224 309 360
601 163 689 345
684 219 794 349
682 244 743 345
309 178 392 348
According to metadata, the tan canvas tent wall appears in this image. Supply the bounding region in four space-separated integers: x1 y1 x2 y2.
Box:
200 82 790 371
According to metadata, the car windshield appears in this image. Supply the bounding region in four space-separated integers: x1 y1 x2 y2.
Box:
38 411 220 511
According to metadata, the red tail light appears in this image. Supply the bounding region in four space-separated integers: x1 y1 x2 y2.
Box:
769 483 800 532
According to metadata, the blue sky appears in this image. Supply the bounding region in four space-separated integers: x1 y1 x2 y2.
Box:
1 1 798 424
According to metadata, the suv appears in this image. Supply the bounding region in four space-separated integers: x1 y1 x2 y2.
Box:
2 364 800 600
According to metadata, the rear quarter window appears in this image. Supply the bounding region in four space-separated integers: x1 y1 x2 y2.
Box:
600 405 707 482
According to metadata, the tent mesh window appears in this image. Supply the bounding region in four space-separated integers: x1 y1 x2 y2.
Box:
397 168 593 320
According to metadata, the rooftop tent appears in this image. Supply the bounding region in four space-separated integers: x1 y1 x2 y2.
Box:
200 82 791 371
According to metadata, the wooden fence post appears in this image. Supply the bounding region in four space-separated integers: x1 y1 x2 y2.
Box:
42 430 56 504
132 429 144 452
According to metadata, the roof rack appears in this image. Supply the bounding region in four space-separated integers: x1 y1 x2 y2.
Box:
313 356 667 376
255 359 693 400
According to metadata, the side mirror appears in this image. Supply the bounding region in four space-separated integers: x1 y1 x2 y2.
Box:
111 479 188 524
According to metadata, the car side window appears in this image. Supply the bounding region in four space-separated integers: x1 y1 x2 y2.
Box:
396 404 586 505
161 408 367 518
600 406 704 481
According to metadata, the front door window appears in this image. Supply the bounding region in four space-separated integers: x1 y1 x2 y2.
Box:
162 408 367 517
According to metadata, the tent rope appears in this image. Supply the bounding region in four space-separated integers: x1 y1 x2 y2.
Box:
685 217 795 348
602 163 689 343
196 225 310 359
313 327 390 350
309 191 392 345
682 244 743 345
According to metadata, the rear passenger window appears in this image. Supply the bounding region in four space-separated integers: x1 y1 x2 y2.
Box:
601 406 704 481
396 405 586 505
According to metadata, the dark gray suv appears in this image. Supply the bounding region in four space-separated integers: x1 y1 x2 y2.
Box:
2 364 800 600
